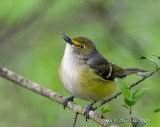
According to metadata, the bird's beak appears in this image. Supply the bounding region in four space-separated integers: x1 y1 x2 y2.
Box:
62 34 73 45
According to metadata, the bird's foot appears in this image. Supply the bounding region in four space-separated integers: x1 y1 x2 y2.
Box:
63 96 74 110
84 103 94 121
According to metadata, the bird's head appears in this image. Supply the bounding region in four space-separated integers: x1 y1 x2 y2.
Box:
62 34 98 57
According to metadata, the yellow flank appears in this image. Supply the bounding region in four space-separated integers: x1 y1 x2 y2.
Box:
78 65 117 101
58 65 62 84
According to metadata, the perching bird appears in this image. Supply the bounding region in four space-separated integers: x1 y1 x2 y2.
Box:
58 34 146 120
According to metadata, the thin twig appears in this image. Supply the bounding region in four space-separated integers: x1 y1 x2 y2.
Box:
93 67 160 110
0 66 108 127
72 113 78 127
129 106 132 115
129 68 160 89
129 107 135 127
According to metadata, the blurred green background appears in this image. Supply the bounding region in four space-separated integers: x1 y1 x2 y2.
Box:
0 0 160 127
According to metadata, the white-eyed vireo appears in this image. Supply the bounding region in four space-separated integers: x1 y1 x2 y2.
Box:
59 34 146 120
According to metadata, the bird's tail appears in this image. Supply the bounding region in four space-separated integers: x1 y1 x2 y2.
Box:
124 68 148 75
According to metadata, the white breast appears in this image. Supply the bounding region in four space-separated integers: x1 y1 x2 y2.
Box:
59 44 81 97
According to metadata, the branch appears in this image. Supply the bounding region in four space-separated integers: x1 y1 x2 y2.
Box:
0 66 109 127
72 113 78 127
0 66 158 126
93 67 160 110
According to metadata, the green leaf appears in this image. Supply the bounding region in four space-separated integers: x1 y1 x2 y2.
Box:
124 98 136 106
152 53 160 60
154 108 160 113
140 56 147 59
100 105 110 115
115 78 131 98
122 104 129 110
148 58 159 67
140 56 159 67
132 88 147 101
125 88 148 106
130 114 146 127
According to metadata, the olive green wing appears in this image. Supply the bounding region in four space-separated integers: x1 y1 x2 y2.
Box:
90 60 147 81
89 55 126 81
110 63 126 79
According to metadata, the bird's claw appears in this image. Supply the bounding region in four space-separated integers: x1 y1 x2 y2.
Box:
84 103 94 121
63 96 74 110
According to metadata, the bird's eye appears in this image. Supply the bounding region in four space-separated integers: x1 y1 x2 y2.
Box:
79 44 84 49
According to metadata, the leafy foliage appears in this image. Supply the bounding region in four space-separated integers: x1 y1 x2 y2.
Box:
154 108 160 113
100 105 111 116
115 78 131 98
140 56 159 68
115 78 147 106
152 53 160 60
115 78 149 126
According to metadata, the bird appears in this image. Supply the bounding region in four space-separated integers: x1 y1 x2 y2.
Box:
58 34 146 121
